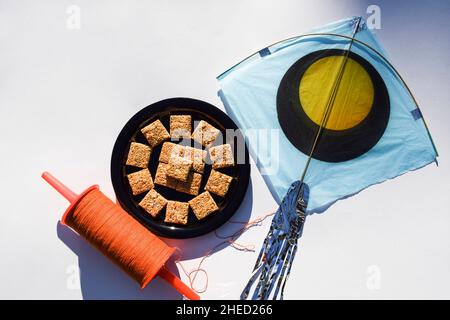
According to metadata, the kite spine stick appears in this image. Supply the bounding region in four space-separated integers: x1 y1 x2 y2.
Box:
299 17 362 183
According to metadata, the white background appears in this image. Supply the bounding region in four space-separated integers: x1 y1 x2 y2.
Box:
0 0 449 299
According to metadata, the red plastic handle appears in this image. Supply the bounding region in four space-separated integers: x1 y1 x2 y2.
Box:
42 172 78 203
158 267 200 300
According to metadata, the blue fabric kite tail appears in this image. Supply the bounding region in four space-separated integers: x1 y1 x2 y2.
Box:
240 181 308 300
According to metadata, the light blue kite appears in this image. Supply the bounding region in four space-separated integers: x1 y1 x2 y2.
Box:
217 17 438 300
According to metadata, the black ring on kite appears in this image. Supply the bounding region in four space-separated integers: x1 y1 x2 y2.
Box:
277 49 390 163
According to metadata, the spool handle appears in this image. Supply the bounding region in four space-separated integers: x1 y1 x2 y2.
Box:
159 267 200 300
42 172 77 203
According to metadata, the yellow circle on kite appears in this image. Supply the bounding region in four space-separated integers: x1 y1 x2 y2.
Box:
299 56 375 131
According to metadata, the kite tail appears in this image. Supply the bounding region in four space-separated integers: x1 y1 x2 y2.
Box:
240 181 308 300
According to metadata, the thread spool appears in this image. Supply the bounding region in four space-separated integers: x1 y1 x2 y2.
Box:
42 171 199 300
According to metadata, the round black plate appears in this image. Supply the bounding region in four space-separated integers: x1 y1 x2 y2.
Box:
111 98 250 239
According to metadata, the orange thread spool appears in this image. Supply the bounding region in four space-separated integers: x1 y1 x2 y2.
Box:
42 171 199 300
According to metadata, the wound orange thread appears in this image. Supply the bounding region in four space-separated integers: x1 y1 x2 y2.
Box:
67 188 175 288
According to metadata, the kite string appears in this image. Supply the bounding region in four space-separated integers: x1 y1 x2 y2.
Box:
173 210 276 294
299 17 362 183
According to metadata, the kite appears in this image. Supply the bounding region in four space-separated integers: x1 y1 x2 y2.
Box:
217 16 438 300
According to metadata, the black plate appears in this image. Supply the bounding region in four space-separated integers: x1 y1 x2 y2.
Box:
111 98 250 239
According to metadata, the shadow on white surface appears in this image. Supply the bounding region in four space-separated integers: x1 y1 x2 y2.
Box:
164 178 254 260
57 222 183 300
